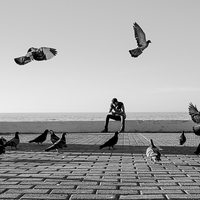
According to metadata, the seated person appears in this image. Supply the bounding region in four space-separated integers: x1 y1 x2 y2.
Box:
101 98 126 133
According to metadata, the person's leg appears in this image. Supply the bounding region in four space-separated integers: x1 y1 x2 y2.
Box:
101 114 120 132
119 116 125 132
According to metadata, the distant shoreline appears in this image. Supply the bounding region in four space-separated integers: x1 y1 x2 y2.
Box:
0 112 190 123
0 120 195 134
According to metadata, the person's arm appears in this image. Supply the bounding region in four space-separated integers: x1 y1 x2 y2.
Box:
108 103 114 113
114 104 126 116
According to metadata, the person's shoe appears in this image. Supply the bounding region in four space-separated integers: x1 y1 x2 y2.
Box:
101 129 108 133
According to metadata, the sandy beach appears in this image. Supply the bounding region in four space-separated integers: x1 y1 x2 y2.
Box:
0 120 195 134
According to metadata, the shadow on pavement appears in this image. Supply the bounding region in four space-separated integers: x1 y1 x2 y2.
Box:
3 143 199 156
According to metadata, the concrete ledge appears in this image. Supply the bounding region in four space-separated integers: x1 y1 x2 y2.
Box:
0 120 195 133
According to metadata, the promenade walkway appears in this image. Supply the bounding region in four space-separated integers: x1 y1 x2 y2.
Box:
0 132 200 199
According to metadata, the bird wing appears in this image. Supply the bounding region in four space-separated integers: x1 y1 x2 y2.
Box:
51 134 60 144
55 140 66 149
189 103 200 123
146 146 160 158
133 22 147 48
14 55 33 65
14 48 36 65
40 47 57 60
5 138 19 146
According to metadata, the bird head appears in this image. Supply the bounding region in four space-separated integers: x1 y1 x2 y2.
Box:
28 47 37 53
44 129 49 134
0 138 4 146
147 40 151 44
0 137 6 145
150 139 156 148
49 130 54 135
62 132 67 137
15 132 19 138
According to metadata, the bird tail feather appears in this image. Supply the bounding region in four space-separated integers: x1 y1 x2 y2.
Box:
99 145 104 149
129 48 143 57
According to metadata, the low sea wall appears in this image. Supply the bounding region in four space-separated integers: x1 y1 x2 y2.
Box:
0 120 195 134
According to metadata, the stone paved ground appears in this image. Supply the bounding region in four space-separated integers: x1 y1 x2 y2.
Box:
0 132 200 200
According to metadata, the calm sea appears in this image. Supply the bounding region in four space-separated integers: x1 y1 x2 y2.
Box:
0 112 190 122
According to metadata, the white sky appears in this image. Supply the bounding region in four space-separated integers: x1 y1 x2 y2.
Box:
0 0 200 112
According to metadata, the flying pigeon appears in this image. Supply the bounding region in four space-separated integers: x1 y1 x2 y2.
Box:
14 47 57 65
29 129 49 145
129 22 151 57
188 103 200 135
188 103 200 124
5 132 20 149
50 130 60 144
146 139 161 163
100 131 119 150
179 131 186 145
45 132 67 153
0 138 6 154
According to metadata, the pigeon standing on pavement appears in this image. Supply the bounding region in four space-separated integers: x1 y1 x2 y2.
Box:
50 130 60 144
29 129 49 145
100 131 119 150
45 132 67 153
14 47 57 65
146 139 161 163
0 138 5 154
129 22 151 58
5 132 20 149
194 144 200 155
179 131 186 145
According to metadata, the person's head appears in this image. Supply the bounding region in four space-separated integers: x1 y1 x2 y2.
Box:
112 98 118 105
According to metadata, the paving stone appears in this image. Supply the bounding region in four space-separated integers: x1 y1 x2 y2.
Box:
0 193 22 199
166 194 200 199
70 194 115 199
5 189 50 194
141 189 184 194
0 132 200 200
20 193 68 199
119 194 165 199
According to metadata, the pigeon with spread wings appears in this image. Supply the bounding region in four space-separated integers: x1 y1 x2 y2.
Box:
14 47 57 65
189 103 200 124
129 22 151 58
189 103 200 136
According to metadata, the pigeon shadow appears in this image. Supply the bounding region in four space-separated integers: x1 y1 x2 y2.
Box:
3 143 198 156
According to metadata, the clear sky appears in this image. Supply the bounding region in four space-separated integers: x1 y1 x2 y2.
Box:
0 0 200 113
